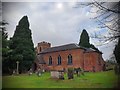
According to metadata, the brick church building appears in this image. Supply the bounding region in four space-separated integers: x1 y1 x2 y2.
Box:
34 41 106 72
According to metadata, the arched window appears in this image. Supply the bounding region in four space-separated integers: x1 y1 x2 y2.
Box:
58 55 61 65
49 56 52 65
68 54 72 65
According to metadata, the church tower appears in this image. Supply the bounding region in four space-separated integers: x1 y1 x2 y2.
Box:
36 41 51 54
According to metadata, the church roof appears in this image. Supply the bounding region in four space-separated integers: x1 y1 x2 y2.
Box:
84 48 101 53
38 43 102 54
36 43 102 64
39 43 81 54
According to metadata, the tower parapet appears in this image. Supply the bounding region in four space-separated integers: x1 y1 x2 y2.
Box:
36 41 51 54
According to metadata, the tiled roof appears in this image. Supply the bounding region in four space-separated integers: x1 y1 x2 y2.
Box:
84 48 102 54
39 43 82 54
38 43 102 54
36 43 102 64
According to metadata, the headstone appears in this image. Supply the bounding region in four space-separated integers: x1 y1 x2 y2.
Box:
59 71 64 80
51 71 59 78
42 69 45 73
28 68 32 76
12 70 16 75
81 68 84 76
37 69 42 77
67 68 74 79
38 73 41 76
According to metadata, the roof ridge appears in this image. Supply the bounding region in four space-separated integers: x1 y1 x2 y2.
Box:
51 43 78 48
38 43 102 54
39 43 80 54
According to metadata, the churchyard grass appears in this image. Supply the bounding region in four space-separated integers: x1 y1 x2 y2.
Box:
2 70 118 88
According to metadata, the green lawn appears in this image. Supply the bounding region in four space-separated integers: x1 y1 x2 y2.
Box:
2 70 118 88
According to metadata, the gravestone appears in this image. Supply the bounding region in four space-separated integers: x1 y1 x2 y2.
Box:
58 70 64 80
51 71 64 79
37 69 42 77
67 68 74 79
28 68 33 76
51 71 59 78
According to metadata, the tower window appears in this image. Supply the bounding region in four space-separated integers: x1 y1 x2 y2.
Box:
39 47 41 51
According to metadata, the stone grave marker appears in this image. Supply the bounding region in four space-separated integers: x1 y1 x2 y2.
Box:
51 71 59 78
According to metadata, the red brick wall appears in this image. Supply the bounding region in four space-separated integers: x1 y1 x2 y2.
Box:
38 49 105 72
84 52 105 72
42 49 84 71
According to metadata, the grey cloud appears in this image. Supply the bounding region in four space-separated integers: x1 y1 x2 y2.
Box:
3 2 114 60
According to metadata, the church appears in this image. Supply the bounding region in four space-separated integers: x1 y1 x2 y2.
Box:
34 41 106 72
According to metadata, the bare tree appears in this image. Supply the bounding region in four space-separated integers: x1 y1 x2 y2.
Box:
75 1 120 61
75 1 120 88
76 1 120 42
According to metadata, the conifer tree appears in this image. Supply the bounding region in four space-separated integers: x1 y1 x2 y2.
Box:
79 29 100 52
114 38 120 64
10 16 35 73
79 29 90 48
1 21 10 74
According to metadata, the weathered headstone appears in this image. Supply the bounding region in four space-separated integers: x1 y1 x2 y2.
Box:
37 69 42 77
67 68 74 79
42 69 45 73
51 71 59 78
81 68 84 76
59 71 64 80
75 68 81 77
51 71 64 79
12 70 16 75
28 68 33 76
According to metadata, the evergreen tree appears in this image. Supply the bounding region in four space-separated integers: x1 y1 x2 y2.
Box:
0 21 8 49
79 29 90 48
10 16 35 73
0 21 11 74
114 38 120 64
2 28 8 71
79 29 100 52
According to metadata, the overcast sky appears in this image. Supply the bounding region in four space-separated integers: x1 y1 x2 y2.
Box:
2 2 115 60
